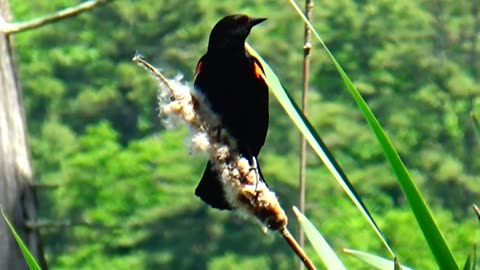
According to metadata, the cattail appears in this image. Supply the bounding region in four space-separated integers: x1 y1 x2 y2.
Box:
133 55 287 231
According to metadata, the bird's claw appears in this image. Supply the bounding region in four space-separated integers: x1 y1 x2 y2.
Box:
249 157 261 195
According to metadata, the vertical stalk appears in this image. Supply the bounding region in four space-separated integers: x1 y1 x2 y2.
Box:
298 0 313 269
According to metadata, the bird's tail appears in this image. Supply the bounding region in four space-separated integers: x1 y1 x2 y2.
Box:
195 161 232 210
195 159 267 210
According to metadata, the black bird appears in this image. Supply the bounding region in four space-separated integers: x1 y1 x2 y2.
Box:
193 14 269 210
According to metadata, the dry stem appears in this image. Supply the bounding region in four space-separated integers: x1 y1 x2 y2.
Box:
280 226 317 270
298 1 314 269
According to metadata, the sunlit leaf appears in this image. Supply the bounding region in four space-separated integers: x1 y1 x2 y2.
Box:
344 249 413 270
293 207 345 270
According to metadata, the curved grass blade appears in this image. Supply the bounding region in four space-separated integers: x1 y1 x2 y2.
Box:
344 249 413 270
462 244 477 270
293 206 345 270
246 44 393 256
1 207 42 270
287 0 459 269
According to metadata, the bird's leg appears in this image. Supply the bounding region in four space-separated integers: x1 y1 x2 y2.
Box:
243 148 261 192
248 156 261 195
211 125 224 145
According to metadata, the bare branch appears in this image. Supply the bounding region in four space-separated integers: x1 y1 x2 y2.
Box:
0 0 113 34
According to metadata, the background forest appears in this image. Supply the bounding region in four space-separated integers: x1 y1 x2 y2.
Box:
7 0 480 269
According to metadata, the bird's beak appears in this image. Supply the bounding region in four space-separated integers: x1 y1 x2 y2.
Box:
249 17 267 28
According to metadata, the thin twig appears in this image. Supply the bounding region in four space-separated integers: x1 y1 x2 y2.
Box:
280 226 317 270
132 55 176 94
0 0 113 34
298 1 313 269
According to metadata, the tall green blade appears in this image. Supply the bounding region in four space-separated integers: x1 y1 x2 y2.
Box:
462 244 477 270
287 0 459 269
1 208 42 270
247 44 393 256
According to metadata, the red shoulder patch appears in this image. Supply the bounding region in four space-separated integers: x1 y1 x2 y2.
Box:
253 60 266 80
195 61 203 78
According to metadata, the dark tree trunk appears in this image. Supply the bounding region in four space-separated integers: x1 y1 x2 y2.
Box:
0 0 47 269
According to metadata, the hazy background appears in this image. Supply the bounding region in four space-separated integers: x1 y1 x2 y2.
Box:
9 0 480 269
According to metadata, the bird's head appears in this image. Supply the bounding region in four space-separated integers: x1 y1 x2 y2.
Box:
208 14 267 52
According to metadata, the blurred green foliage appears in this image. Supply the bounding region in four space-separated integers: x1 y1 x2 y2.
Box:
8 0 480 269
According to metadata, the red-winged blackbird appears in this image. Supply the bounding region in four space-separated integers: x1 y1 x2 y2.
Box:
194 14 269 210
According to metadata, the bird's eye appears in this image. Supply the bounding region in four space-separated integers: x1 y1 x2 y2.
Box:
233 15 249 26
240 16 249 23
